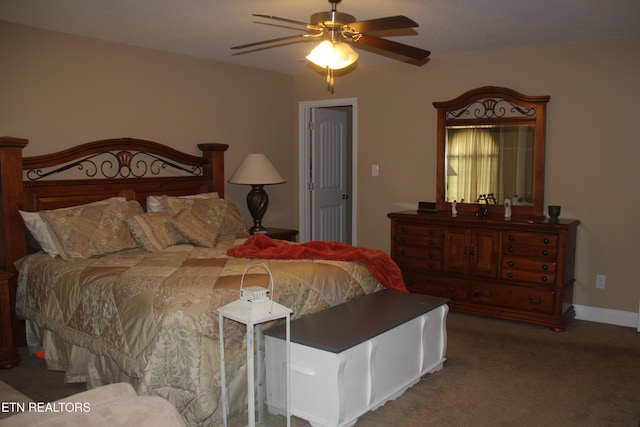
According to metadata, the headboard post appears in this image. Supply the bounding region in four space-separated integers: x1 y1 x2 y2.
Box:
199 143 229 198
0 137 28 274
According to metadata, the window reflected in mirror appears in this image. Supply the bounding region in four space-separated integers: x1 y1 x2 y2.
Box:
445 124 535 205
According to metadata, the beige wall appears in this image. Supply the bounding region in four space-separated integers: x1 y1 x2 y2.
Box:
0 21 297 229
294 36 640 314
3 20 639 315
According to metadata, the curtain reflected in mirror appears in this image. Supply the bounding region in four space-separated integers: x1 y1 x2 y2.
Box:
445 125 535 205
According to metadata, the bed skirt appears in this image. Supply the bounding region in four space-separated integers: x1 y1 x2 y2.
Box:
25 320 251 426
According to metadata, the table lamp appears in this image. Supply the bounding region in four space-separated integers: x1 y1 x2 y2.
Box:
229 154 285 234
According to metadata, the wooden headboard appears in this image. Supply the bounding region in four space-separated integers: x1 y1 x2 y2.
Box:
0 137 228 362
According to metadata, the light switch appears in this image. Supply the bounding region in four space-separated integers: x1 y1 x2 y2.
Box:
371 164 380 176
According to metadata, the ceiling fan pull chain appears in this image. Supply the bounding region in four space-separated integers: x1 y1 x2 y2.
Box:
326 66 335 93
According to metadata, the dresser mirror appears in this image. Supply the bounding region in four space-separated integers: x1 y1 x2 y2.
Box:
433 86 550 218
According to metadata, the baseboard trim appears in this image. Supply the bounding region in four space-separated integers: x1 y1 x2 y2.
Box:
573 304 639 330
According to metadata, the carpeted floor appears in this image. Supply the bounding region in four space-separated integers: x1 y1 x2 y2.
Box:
352 313 640 427
1 312 639 426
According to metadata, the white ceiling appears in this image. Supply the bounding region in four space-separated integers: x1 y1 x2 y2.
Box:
2 0 639 75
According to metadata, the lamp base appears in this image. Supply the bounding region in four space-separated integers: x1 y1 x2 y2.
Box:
247 185 269 235
250 226 268 235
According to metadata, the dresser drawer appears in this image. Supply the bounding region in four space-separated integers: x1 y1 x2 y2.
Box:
394 224 442 247
503 243 557 258
395 245 441 260
470 282 510 306
502 231 558 247
501 269 556 285
403 272 468 301
502 257 557 273
470 282 555 313
504 286 556 313
396 255 441 271
502 257 557 284
395 244 441 271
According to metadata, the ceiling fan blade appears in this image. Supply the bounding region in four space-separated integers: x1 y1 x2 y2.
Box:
347 15 418 33
231 34 310 50
355 35 430 61
252 14 322 31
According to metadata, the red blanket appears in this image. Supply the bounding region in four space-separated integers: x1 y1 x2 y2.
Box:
227 233 407 292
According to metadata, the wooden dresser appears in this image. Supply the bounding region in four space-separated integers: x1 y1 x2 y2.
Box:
388 211 579 331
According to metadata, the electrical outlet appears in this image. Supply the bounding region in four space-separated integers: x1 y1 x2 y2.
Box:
596 274 606 289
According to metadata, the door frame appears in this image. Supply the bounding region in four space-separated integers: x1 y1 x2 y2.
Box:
298 97 358 244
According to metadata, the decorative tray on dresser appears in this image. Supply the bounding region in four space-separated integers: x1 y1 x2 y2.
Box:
388 210 579 331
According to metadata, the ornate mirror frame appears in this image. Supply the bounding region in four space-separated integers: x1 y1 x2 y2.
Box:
433 86 550 218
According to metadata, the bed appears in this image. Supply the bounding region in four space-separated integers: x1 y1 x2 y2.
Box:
0 137 402 426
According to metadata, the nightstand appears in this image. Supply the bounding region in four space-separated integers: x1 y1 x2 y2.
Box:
263 228 299 242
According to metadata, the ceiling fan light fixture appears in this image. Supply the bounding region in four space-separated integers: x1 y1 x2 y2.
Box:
306 40 358 70
235 1 429 93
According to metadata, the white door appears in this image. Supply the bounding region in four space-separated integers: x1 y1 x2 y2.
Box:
310 106 352 243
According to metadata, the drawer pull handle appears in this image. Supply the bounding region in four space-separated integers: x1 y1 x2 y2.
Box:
427 262 434 269
509 235 515 241
429 229 436 236
401 237 407 243
542 250 549 256
474 289 493 298
428 239 435 245
541 276 548 282
444 284 458 293
508 261 514 267
529 296 544 305
400 249 406 255
543 238 549 244
508 246 514 252
507 272 514 278
401 227 407 233
542 264 548 270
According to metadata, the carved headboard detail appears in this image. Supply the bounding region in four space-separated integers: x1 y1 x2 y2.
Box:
0 137 228 274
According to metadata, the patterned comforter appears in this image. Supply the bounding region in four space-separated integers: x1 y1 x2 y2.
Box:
16 239 383 426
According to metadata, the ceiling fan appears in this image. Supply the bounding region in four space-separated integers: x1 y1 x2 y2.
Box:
231 0 431 92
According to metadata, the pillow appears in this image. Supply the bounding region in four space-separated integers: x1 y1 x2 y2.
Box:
19 197 127 257
20 210 59 255
125 211 189 252
217 199 250 238
163 196 249 238
146 192 219 213
40 200 143 260
169 208 221 248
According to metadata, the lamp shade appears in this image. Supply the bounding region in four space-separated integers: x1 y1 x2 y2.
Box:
306 40 359 70
229 154 285 185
